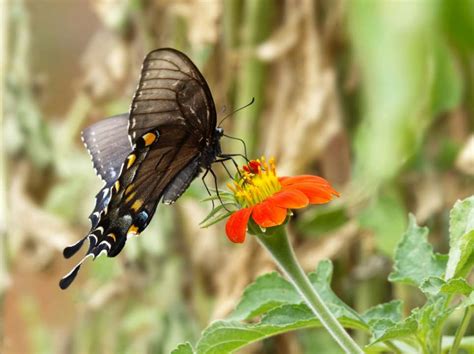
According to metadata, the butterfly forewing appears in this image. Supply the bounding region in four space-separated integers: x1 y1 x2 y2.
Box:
60 48 219 289
129 49 216 141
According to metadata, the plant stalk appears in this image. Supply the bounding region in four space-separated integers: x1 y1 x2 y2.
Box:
450 306 473 354
255 228 364 354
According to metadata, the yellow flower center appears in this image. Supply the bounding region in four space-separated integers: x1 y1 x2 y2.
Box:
227 157 281 207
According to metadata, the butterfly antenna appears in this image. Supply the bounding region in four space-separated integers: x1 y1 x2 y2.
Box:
218 97 255 127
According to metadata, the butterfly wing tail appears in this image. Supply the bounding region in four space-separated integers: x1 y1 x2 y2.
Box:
59 253 94 289
62 234 98 259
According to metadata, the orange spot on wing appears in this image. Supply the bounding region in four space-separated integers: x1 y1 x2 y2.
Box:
128 225 139 236
142 133 156 146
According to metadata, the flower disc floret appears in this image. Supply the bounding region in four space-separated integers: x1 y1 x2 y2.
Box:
228 158 281 207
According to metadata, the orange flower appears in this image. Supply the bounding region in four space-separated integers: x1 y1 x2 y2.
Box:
225 158 339 243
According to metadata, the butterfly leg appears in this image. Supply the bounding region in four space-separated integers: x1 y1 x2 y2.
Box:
201 168 215 209
214 158 236 179
220 153 250 164
208 168 231 212
215 156 243 179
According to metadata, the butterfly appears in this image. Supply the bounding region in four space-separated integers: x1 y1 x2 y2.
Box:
59 48 226 289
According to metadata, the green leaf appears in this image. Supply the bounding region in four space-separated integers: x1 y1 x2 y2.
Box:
308 261 365 325
362 300 403 325
445 196 474 280
230 260 365 326
171 343 195 354
368 317 418 346
199 203 236 228
363 301 414 348
261 303 365 330
200 191 235 203
413 297 452 353
366 297 452 349
189 260 365 353
228 272 300 321
197 304 365 354
388 214 447 287
420 277 472 297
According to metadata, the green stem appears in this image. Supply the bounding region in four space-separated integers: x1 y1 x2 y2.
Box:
254 227 364 354
449 306 473 354
443 336 474 352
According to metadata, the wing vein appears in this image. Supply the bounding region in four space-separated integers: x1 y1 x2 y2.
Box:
145 57 181 70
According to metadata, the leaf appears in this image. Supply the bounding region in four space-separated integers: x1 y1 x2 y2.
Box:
229 260 365 326
388 214 447 287
199 203 236 228
413 297 452 353
260 303 365 330
445 196 474 280
171 343 195 354
228 272 300 321
420 277 472 297
191 260 367 353
362 300 403 325
308 261 365 325
368 317 418 346
200 191 235 203
197 304 365 354
363 301 413 347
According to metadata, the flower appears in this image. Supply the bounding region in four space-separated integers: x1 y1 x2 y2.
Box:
225 157 340 243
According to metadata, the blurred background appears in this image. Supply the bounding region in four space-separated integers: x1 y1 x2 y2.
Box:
1 0 473 353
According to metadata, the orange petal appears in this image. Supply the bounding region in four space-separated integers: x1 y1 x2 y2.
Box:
285 183 338 204
252 200 287 228
225 208 252 243
279 175 331 187
269 189 309 209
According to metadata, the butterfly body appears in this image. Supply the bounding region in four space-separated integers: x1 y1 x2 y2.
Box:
60 48 223 289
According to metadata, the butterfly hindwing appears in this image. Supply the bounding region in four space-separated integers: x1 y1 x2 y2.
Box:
63 115 131 260
81 113 132 184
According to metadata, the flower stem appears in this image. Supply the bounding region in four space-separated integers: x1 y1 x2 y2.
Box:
450 306 473 354
255 227 364 354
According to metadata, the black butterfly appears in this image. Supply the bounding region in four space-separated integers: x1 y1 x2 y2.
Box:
59 48 227 289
